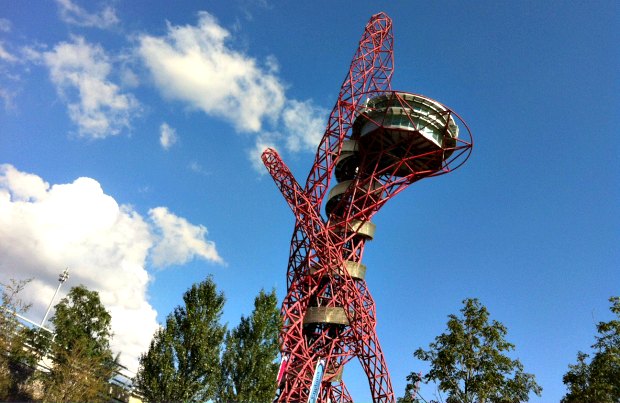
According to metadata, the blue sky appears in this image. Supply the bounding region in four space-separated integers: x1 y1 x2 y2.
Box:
0 1 618 401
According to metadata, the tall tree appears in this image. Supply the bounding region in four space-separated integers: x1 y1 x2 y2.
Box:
219 289 280 403
42 285 116 403
562 296 620 403
136 276 226 403
412 298 541 403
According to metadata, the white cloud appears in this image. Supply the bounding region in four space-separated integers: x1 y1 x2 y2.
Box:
21 45 45 63
0 40 22 110
137 12 328 171
281 100 327 153
137 11 285 133
120 67 139 87
0 165 48 201
245 100 326 171
248 132 280 173
149 206 223 267
55 0 119 29
42 36 140 139
159 122 177 150
0 43 17 63
0 164 223 372
246 99 327 173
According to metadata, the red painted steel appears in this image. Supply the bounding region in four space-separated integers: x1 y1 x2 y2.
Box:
262 12 472 402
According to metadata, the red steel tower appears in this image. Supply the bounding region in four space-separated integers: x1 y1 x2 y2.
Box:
262 12 473 402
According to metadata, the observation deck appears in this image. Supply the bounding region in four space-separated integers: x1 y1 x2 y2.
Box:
352 91 459 177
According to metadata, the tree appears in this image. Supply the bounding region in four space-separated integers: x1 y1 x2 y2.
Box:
218 289 280 403
412 298 541 403
42 285 116 402
52 285 112 357
396 372 423 403
0 278 33 400
41 337 117 403
136 276 226 402
562 296 620 403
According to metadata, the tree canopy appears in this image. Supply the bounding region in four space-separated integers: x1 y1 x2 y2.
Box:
412 298 541 403
562 296 620 403
51 285 113 358
43 285 116 403
136 280 283 403
136 276 227 403
219 289 281 403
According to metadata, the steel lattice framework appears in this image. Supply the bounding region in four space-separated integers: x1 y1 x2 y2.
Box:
262 12 473 402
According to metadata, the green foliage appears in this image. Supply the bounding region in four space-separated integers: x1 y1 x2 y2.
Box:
136 276 227 403
218 289 280 403
412 298 541 403
42 285 116 402
396 372 422 403
0 278 33 400
51 285 112 358
41 338 117 403
562 296 620 403
136 280 282 403
22 327 53 363
0 281 127 402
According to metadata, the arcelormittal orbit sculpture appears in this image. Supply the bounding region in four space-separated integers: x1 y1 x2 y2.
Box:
262 12 473 403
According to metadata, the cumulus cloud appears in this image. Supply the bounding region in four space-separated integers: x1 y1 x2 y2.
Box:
137 12 328 170
149 207 223 267
42 36 140 139
0 164 223 372
159 122 178 150
138 12 285 134
55 0 119 29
